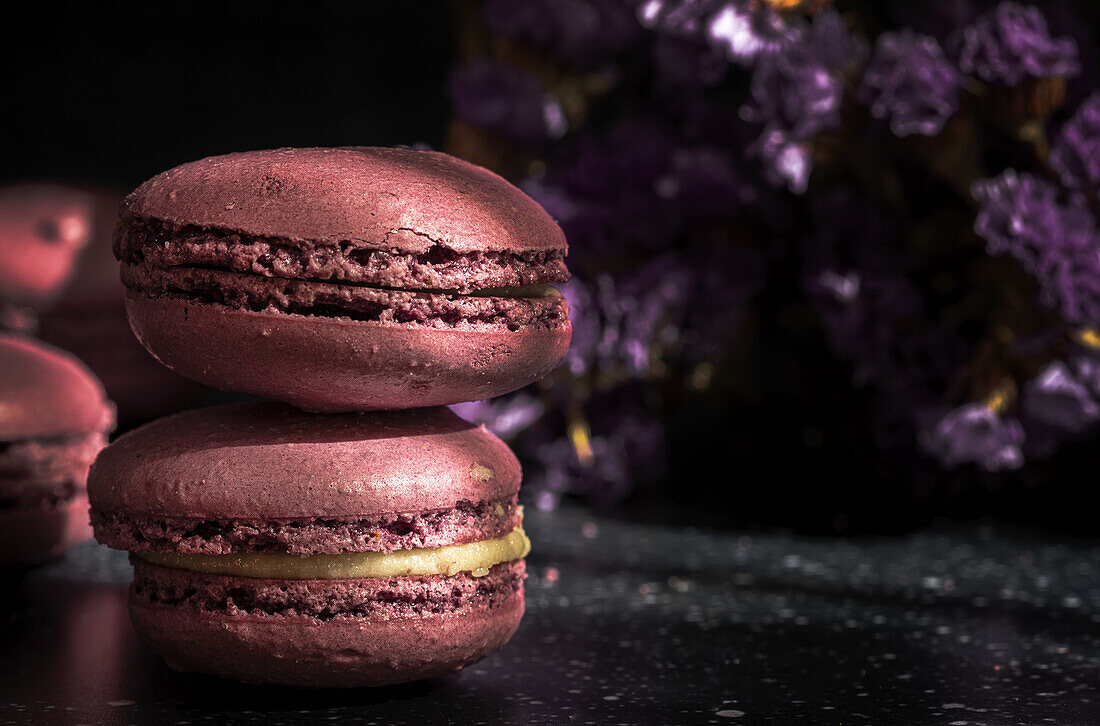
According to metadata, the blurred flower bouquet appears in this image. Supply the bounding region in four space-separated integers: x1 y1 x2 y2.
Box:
446 0 1100 513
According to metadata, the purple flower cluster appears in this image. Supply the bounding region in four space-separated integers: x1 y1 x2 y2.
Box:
857 30 962 137
954 1 1079 87
973 170 1100 327
530 120 746 259
741 59 839 193
640 2 864 192
638 0 718 37
530 397 666 510
454 0 1100 499
702 1 797 66
1051 93 1100 191
1071 352 1100 397
454 386 667 511
450 393 546 440
919 403 1025 471
563 255 694 379
1022 360 1100 433
740 10 864 192
448 60 567 144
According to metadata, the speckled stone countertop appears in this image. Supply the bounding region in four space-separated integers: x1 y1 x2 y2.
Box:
2 505 1098 725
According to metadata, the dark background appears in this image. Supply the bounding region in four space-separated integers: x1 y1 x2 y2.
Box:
4 2 1098 535
0 3 455 186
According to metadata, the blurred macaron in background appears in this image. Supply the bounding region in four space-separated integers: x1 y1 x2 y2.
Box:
0 333 114 565
37 188 216 428
0 184 94 333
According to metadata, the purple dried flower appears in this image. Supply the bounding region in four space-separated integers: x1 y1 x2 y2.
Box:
615 255 693 375
530 395 666 509
638 0 722 38
800 8 868 73
482 0 641 63
559 279 600 377
741 55 841 193
955 1 1079 87
555 254 697 380
1022 360 1100 432
808 268 879 371
531 121 688 257
704 0 799 66
1038 205 1100 327
747 132 813 193
1071 352 1100 396
739 16 847 141
973 170 1062 262
448 60 567 144
857 30 962 137
973 170 1100 326
1050 93 1100 191
740 10 862 193
814 269 862 302
919 403 1025 471
450 393 547 440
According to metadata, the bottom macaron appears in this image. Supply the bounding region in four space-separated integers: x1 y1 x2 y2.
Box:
128 558 526 687
88 402 532 687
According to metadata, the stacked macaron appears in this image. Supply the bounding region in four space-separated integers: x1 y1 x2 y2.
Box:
88 147 570 686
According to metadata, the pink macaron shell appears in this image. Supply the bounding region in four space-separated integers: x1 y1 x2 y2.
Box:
87 402 521 521
0 184 94 308
121 147 566 255
128 586 525 687
0 334 115 441
0 492 93 564
123 293 571 412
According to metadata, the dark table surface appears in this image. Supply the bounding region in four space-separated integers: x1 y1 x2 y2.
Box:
2 505 1098 725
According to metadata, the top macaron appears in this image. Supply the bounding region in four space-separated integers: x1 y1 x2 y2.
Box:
114 147 571 412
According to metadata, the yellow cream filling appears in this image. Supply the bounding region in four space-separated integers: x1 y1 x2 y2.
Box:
135 527 530 580
468 284 562 299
